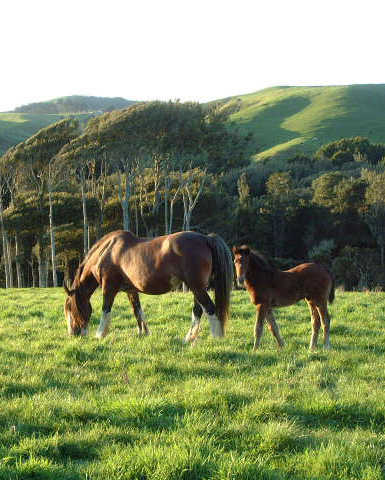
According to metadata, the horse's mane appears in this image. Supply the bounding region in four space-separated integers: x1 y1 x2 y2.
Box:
249 250 278 273
72 230 125 288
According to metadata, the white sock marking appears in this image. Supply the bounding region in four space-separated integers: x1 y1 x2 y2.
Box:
185 311 201 342
96 311 111 338
207 313 223 338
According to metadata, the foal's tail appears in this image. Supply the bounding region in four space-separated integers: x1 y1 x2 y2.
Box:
206 233 234 335
329 271 335 304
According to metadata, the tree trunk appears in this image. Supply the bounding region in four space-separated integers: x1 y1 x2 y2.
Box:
182 172 206 231
0 196 11 288
164 174 169 234
134 197 139 235
81 180 88 257
15 232 23 288
48 188 58 287
30 256 36 288
37 232 47 288
6 233 14 288
118 171 130 231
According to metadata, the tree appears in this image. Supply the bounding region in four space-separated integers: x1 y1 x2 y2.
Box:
2 119 81 286
362 169 385 265
263 172 293 257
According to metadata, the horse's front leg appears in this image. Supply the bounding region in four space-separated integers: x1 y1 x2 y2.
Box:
127 290 150 336
253 303 268 350
96 285 118 339
266 309 285 348
184 299 203 344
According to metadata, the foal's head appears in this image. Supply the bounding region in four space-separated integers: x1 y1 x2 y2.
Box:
64 283 92 336
232 245 251 287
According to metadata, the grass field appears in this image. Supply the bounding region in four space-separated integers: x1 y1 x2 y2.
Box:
0 288 385 479
225 84 385 161
0 113 89 156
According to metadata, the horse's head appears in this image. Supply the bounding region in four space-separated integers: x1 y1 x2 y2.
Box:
64 283 92 336
232 245 251 287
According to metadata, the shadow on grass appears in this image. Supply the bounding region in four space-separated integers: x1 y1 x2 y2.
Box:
203 350 277 368
0 383 42 399
282 403 385 432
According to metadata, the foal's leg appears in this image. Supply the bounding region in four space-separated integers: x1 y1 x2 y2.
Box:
307 300 321 351
96 286 119 339
254 303 268 350
127 291 150 336
184 299 203 343
266 310 285 348
316 302 331 350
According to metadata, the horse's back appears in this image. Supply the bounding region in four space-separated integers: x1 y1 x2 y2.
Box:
94 230 212 294
289 262 333 302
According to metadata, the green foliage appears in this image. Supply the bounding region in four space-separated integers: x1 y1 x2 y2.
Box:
0 288 385 479
308 239 335 265
315 136 385 164
3 192 99 233
12 95 134 114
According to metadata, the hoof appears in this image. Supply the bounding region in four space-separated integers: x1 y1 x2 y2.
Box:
96 330 108 339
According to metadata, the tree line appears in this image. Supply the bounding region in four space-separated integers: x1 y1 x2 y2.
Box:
0 100 384 290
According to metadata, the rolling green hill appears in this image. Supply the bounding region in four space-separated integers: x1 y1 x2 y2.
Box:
0 95 135 155
2 85 385 160
12 95 134 114
223 84 385 161
0 112 90 155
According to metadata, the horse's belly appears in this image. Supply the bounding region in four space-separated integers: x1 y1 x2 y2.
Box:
272 293 302 307
133 274 182 295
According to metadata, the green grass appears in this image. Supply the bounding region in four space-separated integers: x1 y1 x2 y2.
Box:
0 288 385 479
225 84 385 161
0 113 89 155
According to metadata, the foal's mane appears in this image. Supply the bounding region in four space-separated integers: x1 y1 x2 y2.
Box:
249 250 278 274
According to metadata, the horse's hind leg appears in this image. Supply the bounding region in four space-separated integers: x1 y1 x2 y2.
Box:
184 298 203 343
191 289 223 339
127 291 150 336
266 310 285 348
316 302 331 350
307 300 321 350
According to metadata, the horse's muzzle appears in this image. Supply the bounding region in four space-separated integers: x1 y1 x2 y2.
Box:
237 276 245 286
72 327 82 337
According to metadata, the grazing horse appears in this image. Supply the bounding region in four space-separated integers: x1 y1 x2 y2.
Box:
232 245 335 351
64 230 233 343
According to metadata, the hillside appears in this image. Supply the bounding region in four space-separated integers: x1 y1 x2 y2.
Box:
2 85 385 160
12 95 134 114
0 96 135 155
223 84 385 161
0 112 90 156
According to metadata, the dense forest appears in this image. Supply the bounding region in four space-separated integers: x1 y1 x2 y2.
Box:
0 100 384 290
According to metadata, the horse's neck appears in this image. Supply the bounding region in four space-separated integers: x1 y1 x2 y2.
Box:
248 261 279 287
74 268 98 297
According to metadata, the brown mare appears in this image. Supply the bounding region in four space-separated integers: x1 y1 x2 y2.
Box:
64 230 233 343
233 246 335 351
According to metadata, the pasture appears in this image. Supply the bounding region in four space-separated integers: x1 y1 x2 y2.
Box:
0 288 385 480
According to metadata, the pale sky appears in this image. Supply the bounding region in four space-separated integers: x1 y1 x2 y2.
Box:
1 0 384 112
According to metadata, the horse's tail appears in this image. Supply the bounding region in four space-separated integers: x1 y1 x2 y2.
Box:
328 270 335 304
206 233 233 336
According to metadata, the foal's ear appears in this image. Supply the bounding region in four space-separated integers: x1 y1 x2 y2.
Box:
233 245 250 255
